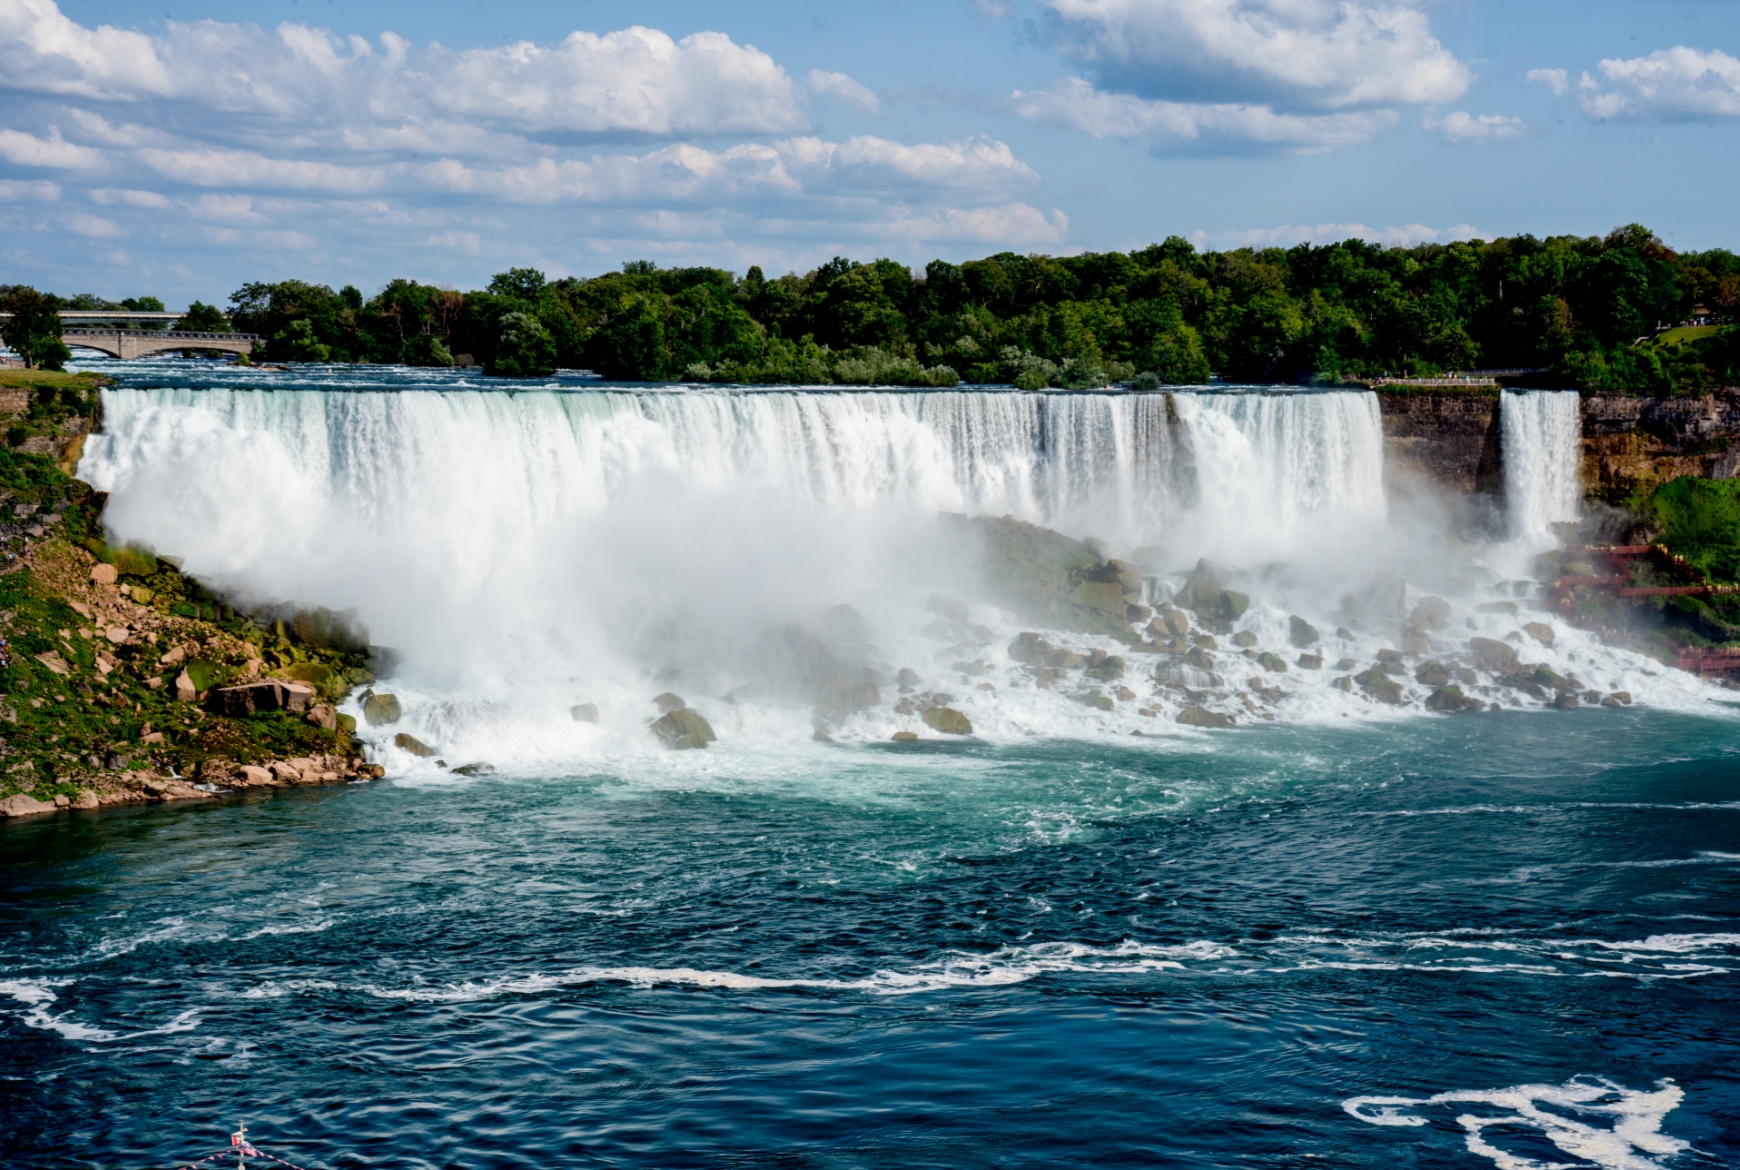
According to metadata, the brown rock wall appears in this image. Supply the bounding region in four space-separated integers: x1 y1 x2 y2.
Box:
1376 391 1502 495
1580 389 1740 503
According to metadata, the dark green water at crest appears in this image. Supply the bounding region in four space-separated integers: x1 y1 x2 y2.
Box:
3 712 1738 1168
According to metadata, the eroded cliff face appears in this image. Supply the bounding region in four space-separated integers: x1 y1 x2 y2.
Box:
1375 388 1740 506
1376 391 1501 497
1580 389 1740 504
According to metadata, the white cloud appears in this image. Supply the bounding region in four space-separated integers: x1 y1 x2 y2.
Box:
1422 110 1526 145
0 127 103 169
61 211 124 237
1011 77 1395 152
0 2 1067 282
1040 0 1471 110
1527 68 1570 96
88 187 171 208
883 203 1068 245
0 6 808 139
1577 47 1740 121
0 179 60 202
808 70 881 114
1195 221 1484 250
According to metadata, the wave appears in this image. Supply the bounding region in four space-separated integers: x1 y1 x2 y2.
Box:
1346 1076 1688 1169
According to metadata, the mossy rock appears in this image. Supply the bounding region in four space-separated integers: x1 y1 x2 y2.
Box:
1087 655 1125 682
1177 705 1235 728
1232 630 1257 648
652 707 716 749
394 732 436 757
1426 684 1481 713
363 693 402 726
1256 651 1287 672
1076 690 1114 711
1353 669 1404 704
1288 615 1320 647
921 706 973 734
1414 661 1452 687
1067 580 1127 616
185 659 225 693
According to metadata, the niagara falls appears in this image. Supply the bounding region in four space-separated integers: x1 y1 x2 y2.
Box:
3 1 1740 1167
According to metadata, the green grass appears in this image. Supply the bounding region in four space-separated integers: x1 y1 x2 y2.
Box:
0 370 108 391
1651 325 1722 348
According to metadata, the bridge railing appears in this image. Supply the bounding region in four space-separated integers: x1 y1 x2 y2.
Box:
60 329 260 341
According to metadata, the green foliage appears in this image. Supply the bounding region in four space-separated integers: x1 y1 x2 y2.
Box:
175 301 229 332
1 286 70 370
199 224 1735 391
1653 476 1740 581
490 312 557 378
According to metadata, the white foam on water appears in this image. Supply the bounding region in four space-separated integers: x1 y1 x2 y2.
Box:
0 978 117 1042
1345 1077 1689 1170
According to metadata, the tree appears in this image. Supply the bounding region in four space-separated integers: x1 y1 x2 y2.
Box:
491 312 556 378
1 286 70 370
175 301 230 332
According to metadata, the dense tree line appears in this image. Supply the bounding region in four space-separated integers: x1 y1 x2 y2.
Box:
6 225 1739 389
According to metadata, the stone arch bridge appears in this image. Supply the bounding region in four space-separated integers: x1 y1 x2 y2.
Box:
1 311 258 361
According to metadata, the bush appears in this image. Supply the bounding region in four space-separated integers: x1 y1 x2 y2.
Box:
110 544 157 577
1653 476 1740 581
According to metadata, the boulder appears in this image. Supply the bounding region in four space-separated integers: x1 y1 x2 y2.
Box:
0 793 55 818
1469 637 1517 669
1184 645 1216 670
922 707 973 735
1153 606 1190 637
159 645 188 668
652 708 717 750
1554 692 1581 710
1087 655 1125 682
653 692 687 714
1523 622 1555 646
819 603 875 645
1477 601 1518 615
1256 651 1288 673
306 704 338 730
362 693 402 726
1067 579 1127 616
90 563 117 585
896 668 920 686
393 732 437 758
1232 630 1257 648
1288 616 1320 648
1076 691 1114 712
71 790 99 810
1353 669 1404 705
1297 654 1323 670
283 683 314 714
1425 684 1481 713
1603 691 1633 707
1177 705 1235 728
570 703 600 724
174 669 197 703
1414 661 1452 688
1126 603 1153 624
452 762 497 776
1411 596 1453 632
209 681 288 717
752 624 881 713
892 731 919 742
925 594 969 624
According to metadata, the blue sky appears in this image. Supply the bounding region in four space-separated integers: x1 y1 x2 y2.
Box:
3 0 1739 306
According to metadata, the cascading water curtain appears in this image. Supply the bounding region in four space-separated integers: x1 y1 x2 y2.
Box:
1500 390 1582 545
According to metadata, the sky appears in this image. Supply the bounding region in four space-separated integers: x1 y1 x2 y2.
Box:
2 0 1739 307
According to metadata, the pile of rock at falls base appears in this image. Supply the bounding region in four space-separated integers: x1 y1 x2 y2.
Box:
0 527 386 820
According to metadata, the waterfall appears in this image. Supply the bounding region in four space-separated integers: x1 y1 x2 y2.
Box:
1169 390 1387 560
1500 390 1582 544
77 383 1392 690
